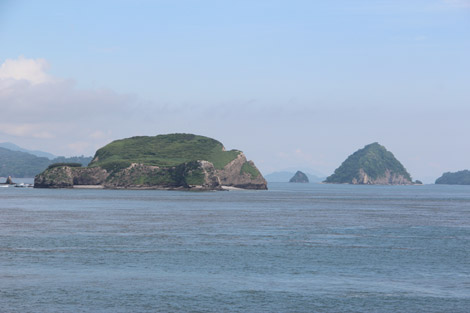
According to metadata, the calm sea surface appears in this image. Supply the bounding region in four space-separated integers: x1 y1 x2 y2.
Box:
1 183 469 312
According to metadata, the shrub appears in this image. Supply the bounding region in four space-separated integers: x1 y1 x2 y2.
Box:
47 163 82 169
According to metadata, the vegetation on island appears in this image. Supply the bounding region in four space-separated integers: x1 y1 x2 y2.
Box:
325 142 412 184
47 163 83 169
435 170 470 185
51 156 93 165
240 162 260 179
90 133 240 170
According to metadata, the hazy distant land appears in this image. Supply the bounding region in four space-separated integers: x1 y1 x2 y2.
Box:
435 170 470 185
0 146 92 178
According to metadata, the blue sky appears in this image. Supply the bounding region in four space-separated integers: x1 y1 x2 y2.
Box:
0 0 469 182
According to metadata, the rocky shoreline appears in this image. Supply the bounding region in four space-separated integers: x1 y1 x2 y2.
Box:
35 154 267 191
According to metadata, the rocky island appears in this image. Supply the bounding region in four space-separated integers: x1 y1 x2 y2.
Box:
324 142 416 185
34 134 267 190
435 170 470 185
289 171 309 183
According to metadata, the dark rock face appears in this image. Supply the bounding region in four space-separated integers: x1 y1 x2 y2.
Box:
102 162 211 189
289 171 309 183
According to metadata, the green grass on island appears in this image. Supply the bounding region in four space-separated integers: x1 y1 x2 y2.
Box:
240 162 260 179
90 134 241 171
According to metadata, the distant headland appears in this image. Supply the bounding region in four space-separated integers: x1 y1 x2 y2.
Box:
435 170 470 185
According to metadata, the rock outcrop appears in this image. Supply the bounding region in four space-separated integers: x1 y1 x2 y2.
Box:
34 134 267 190
34 166 108 188
5 176 14 184
350 168 411 185
289 171 309 183
215 153 267 190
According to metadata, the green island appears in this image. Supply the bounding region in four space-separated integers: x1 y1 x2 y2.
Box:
324 142 418 185
435 170 470 185
34 133 267 190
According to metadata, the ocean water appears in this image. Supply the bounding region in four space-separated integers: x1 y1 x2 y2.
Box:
0 183 469 312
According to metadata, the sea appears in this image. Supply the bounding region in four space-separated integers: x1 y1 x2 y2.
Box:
0 183 469 313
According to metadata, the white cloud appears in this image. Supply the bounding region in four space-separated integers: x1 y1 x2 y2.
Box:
0 56 140 156
0 56 53 85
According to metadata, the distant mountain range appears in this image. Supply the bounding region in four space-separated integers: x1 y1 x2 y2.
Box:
0 142 57 159
0 145 92 178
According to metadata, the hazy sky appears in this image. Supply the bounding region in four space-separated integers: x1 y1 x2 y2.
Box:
0 0 469 182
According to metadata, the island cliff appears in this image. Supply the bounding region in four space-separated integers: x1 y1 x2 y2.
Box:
324 143 414 185
35 134 267 190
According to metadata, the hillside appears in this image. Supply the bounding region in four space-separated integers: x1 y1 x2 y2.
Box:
35 134 267 190
0 147 51 177
435 170 470 185
0 147 92 178
324 143 413 185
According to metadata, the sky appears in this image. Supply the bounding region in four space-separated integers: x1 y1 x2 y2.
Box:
0 0 469 182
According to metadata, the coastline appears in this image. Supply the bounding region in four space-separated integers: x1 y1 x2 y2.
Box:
49 184 250 191
73 185 105 189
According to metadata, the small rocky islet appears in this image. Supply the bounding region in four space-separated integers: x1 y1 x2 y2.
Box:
289 171 309 183
5 176 14 184
34 134 267 190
